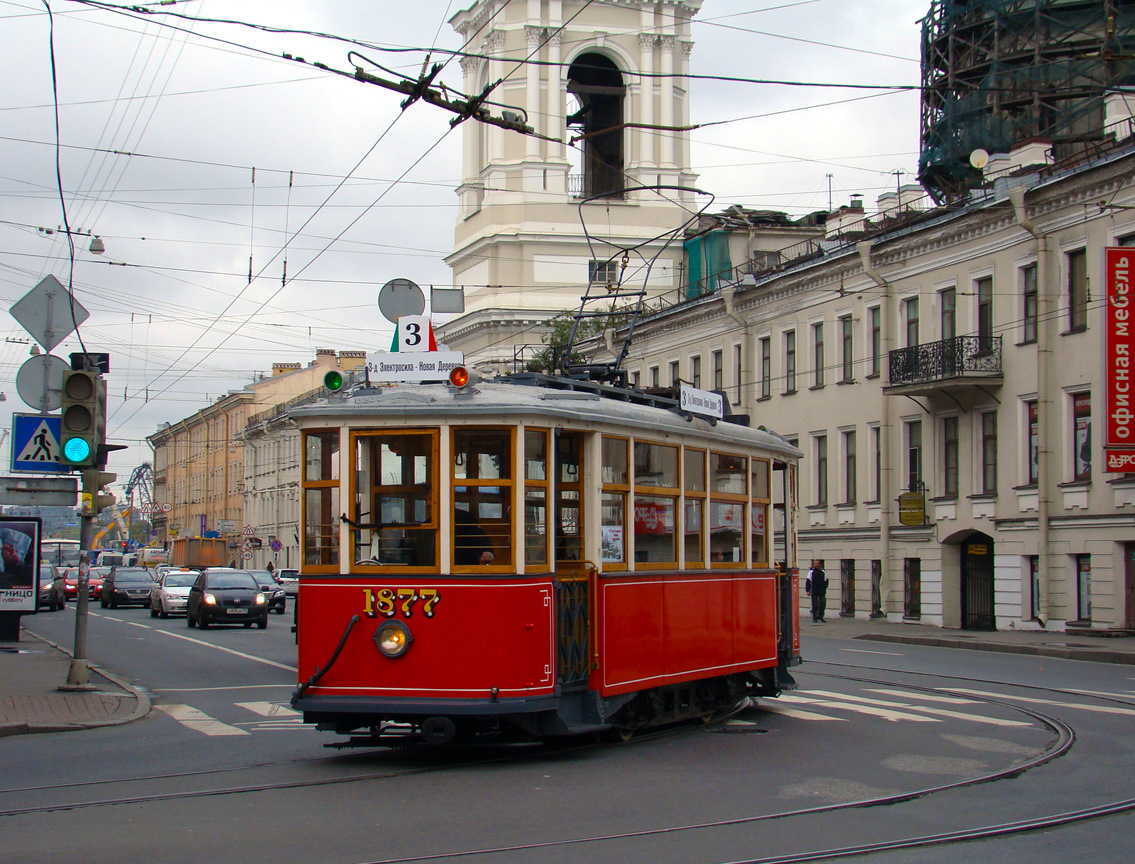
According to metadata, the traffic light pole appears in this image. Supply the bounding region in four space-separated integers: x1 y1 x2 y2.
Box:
62 471 96 690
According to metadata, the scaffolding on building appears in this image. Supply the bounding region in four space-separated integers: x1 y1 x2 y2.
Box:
918 0 1135 201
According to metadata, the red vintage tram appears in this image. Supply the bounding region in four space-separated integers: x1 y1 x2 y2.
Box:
290 370 801 745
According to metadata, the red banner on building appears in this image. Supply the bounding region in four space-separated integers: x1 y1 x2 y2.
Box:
1104 247 1135 472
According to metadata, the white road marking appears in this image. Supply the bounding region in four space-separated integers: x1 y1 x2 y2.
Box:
758 705 849 721
864 688 979 705
236 701 301 717
152 629 297 672
949 688 1135 717
804 688 1029 727
156 704 249 736
780 693 938 723
838 648 904 656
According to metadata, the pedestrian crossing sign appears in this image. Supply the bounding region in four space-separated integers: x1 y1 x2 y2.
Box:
10 413 69 474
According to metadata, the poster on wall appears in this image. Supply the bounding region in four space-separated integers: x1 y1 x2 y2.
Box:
1104 247 1135 470
0 517 41 613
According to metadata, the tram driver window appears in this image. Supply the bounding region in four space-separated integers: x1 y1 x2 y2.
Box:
354 432 437 568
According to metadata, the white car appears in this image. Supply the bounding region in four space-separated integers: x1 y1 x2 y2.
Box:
149 569 199 618
276 568 298 598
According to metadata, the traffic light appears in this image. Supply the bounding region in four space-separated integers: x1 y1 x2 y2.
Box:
80 470 116 516
60 369 105 468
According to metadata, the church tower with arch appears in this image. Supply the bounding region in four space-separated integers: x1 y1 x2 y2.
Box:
439 0 704 365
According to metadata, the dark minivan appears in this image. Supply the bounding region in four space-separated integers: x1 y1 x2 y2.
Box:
186 568 269 629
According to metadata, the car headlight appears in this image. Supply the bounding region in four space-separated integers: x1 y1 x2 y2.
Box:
255 593 266 605
204 593 217 605
374 621 413 658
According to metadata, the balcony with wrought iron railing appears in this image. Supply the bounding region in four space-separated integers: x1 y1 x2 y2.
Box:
886 335 1003 396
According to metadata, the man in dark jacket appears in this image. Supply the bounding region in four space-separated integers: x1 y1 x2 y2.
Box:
805 559 828 623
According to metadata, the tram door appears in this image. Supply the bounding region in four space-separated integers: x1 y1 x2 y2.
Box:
554 432 590 685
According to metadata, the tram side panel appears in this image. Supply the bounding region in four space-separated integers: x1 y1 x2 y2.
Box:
297 578 556 700
596 570 779 697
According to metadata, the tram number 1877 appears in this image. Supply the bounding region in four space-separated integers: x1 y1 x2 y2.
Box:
361 587 441 619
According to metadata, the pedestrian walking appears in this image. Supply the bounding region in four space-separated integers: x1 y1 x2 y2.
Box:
805 559 828 623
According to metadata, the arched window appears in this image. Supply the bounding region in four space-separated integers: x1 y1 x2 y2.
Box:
567 53 625 199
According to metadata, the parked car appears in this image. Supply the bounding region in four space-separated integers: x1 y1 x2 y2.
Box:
37 567 66 611
186 568 269 629
149 569 199 618
276 568 298 597
100 567 155 608
248 570 286 614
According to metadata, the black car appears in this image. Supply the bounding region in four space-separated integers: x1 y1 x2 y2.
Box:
37 566 66 611
186 568 269 629
248 570 286 614
100 567 156 608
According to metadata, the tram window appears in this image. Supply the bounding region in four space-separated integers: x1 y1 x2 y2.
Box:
602 437 629 569
454 430 511 481
634 495 677 563
452 429 513 568
684 499 705 566
684 449 707 568
709 502 745 564
601 493 626 564
305 487 339 566
525 430 551 569
751 504 768 566
557 490 583 562
305 430 339 482
711 452 747 495
634 442 678 488
354 432 437 568
751 459 770 500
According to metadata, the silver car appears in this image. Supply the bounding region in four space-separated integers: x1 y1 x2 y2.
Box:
149 569 199 618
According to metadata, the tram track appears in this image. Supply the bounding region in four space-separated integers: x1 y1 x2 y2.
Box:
2 667 1131 863
336 667 1127 864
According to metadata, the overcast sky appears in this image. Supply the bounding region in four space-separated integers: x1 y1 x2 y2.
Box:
0 0 928 492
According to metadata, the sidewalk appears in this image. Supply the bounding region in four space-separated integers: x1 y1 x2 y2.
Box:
0 625 150 738
802 613 1135 665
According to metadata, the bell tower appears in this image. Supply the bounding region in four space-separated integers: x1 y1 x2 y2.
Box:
440 0 704 363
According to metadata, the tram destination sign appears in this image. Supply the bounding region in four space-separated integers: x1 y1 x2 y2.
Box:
679 384 724 419
366 351 465 383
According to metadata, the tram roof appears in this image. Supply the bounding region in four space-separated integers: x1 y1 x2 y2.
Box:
289 374 801 460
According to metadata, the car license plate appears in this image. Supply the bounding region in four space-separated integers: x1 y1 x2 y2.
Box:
227 608 249 615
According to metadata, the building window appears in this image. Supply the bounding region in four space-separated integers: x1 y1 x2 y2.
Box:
713 350 723 391
981 411 997 494
733 344 742 404
670 360 680 387
1067 248 1088 332
839 315 854 382
1028 556 1040 619
815 434 828 506
760 337 771 399
943 415 959 498
841 559 855 616
977 276 994 350
784 330 797 394
589 259 618 286
631 370 640 388
1022 264 1038 344
1073 393 1091 482
1027 400 1039 484
843 429 857 504
690 355 702 388
812 322 825 388
869 306 882 376
940 286 956 341
649 366 659 388
906 420 923 492
870 425 881 502
1075 554 1091 622
904 297 920 347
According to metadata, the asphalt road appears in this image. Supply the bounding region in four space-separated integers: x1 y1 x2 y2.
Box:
3 604 1132 864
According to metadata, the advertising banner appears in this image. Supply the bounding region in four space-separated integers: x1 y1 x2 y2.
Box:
0 516 40 613
1104 247 1135 471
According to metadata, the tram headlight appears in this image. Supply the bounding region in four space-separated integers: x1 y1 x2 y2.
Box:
374 620 413 658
